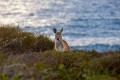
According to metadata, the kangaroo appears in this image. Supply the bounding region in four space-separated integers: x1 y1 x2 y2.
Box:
53 28 70 51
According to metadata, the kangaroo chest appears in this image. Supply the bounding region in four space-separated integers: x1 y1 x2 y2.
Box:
56 42 63 51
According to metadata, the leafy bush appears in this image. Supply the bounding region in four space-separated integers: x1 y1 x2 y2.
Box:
0 51 120 80
87 53 120 77
33 35 54 52
0 25 54 54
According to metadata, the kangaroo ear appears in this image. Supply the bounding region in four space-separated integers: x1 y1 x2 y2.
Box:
60 28 63 33
53 28 57 33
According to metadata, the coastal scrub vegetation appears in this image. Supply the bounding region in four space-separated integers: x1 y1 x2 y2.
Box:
0 25 54 54
0 25 120 80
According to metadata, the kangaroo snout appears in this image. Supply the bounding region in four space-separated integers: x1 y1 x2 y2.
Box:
57 38 59 40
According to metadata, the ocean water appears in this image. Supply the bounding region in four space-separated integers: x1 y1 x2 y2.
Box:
0 0 120 51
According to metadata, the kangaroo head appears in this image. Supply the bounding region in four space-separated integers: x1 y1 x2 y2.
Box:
53 28 63 41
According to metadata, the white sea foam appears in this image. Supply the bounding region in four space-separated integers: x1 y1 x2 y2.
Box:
64 37 120 46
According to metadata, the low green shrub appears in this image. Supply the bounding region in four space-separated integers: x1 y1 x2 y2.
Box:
0 25 54 54
0 52 6 66
33 35 54 52
0 51 120 80
87 53 120 78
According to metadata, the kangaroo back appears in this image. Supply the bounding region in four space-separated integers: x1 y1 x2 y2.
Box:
61 40 70 51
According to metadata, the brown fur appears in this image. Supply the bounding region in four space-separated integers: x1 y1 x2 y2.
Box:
53 28 70 51
61 40 70 51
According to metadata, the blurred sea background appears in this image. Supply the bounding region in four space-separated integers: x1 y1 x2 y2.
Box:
0 0 120 52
